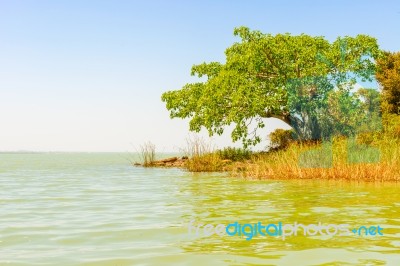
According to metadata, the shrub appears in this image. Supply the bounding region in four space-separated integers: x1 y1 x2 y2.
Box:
268 129 294 150
217 147 252 161
383 113 400 138
356 132 379 145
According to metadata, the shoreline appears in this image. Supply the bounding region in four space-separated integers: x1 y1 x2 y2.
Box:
133 136 400 182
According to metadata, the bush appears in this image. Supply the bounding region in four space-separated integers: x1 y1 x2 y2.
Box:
217 147 252 161
268 129 294 150
383 113 400 138
356 132 379 145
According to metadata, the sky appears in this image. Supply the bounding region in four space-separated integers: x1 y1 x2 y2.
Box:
1 0 399 152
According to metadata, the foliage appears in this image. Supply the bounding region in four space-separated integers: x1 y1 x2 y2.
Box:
162 26 381 147
376 51 400 114
310 88 382 140
268 129 293 150
355 88 382 133
217 147 252 161
382 113 400 138
356 132 380 145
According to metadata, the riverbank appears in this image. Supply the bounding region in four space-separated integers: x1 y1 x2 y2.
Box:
136 131 400 181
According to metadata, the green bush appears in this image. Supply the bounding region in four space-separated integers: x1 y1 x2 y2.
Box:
268 129 294 150
217 147 252 161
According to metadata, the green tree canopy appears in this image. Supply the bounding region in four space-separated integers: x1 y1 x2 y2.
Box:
161 27 381 147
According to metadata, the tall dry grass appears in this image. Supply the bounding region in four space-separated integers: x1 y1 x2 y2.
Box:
235 136 400 181
181 135 224 172
139 141 156 167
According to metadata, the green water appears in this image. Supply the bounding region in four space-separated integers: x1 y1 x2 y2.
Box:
0 153 399 265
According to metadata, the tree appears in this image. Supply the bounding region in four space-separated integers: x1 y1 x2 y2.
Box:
161 27 381 147
316 88 381 139
376 51 400 115
355 88 382 133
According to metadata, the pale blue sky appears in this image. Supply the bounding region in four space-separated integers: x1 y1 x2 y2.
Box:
1 0 399 152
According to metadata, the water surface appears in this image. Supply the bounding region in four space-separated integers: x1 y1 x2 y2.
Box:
0 153 399 265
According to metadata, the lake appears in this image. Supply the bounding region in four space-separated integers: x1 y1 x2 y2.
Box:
0 153 399 265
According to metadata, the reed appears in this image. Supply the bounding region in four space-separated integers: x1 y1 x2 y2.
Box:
181 135 224 172
235 136 400 181
139 141 156 167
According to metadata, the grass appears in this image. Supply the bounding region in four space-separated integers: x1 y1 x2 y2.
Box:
139 141 156 167
137 114 400 180
234 135 400 181
136 135 400 180
181 135 224 172
137 133 400 180
176 132 400 180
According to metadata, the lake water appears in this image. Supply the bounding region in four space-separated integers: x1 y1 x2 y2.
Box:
0 153 399 265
